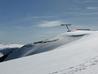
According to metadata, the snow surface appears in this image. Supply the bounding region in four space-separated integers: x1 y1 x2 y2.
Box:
0 31 98 74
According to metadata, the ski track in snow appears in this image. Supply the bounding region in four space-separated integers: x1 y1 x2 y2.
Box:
49 56 98 74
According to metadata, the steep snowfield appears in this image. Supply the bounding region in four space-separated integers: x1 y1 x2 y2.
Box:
0 31 98 74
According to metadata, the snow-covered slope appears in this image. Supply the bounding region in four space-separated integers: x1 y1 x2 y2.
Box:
0 31 98 74
2 31 83 61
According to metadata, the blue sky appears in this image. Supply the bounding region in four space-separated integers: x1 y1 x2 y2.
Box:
0 0 98 44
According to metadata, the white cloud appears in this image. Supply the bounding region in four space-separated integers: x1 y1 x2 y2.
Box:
87 7 98 10
32 16 57 19
84 0 98 3
39 20 64 27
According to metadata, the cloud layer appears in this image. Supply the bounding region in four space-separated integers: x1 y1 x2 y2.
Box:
39 20 64 28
